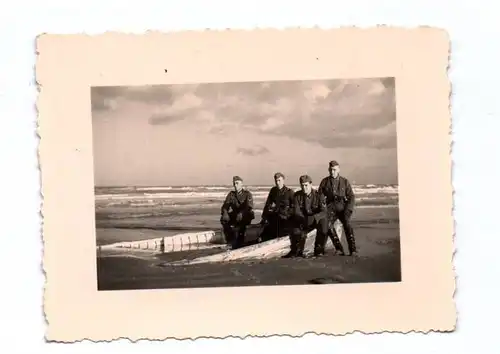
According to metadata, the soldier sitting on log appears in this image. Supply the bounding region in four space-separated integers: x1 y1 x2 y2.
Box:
259 172 295 242
284 175 328 258
220 175 255 249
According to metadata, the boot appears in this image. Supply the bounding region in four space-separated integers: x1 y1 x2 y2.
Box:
346 233 357 256
222 225 235 245
283 249 297 258
313 241 325 257
296 235 307 258
331 234 345 256
326 229 345 256
314 228 327 257
232 231 246 249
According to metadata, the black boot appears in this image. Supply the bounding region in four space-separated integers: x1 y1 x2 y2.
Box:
346 233 357 256
222 224 235 245
314 228 327 257
296 251 306 258
313 242 325 257
296 236 307 258
232 231 246 249
323 228 345 256
283 248 297 258
329 232 345 256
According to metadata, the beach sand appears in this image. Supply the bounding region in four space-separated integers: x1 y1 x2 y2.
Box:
96 221 401 290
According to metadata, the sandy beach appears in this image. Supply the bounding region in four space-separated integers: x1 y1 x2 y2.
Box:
94 184 400 290
96 219 400 290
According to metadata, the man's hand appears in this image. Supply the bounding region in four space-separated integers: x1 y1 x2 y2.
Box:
236 213 243 222
221 211 230 222
278 213 288 220
259 218 268 225
296 216 306 228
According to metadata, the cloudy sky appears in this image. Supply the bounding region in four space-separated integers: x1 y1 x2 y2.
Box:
91 77 398 186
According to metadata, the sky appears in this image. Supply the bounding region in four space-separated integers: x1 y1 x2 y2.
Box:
91 77 398 186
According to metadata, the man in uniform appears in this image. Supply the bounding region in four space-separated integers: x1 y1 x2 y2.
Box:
220 176 255 249
259 172 295 242
317 160 357 256
284 175 328 258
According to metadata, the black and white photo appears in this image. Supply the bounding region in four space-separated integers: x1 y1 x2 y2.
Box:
93 78 401 290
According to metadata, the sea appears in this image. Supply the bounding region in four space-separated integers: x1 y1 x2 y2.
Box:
95 184 400 239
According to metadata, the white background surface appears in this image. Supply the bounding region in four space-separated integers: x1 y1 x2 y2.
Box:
0 0 499 353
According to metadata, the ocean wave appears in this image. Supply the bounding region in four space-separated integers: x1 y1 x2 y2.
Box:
96 202 399 221
95 185 398 202
135 186 173 191
95 196 399 221
95 191 271 201
96 184 398 193
96 194 398 209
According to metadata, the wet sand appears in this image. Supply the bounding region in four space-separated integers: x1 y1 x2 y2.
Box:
95 206 399 245
96 222 401 290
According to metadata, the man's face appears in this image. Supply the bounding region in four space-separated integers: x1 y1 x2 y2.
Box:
301 182 313 195
329 165 340 178
233 180 243 192
274 176 285 189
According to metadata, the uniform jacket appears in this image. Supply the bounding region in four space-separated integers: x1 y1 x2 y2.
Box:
318 176 355 213
221 189 254 217
292 189 327 225
262 185 295 221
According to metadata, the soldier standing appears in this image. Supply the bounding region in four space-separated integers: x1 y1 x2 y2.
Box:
259 172 295 242
317 160 357 256
220 176 255 249
284 175 328 258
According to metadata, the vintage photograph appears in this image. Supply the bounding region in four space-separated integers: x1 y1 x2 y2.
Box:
39 29 454 340
93 77 401 290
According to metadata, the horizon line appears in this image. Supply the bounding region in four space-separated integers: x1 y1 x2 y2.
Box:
94 183 399 188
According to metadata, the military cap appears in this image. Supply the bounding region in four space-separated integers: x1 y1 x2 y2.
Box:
232 175 243 183
274 172 285 180
329 160 340 167
299 175 312 184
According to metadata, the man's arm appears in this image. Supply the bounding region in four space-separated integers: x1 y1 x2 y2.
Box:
221 192 232 215
280 188 295 219
345 179 355 213
246 191 254 210
313 192 327 222
261 188 273 220
318 178 327 196
240 191 255 222
292 193 306 225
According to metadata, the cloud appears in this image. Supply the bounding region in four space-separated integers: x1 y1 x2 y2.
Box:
260 117 285 131
236 146 270 156
91 87 124 112
91 84 199 112
93 77 397 149
148 114 184 125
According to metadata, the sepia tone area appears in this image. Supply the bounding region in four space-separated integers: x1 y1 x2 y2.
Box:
92 78 401 290
38 29 454 340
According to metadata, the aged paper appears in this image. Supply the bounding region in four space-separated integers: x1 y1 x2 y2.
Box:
37 28 455 342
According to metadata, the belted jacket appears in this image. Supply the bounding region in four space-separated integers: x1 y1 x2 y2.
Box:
262 186 295 221
221 189 254 217
318 176 355 214
292 189 327 225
